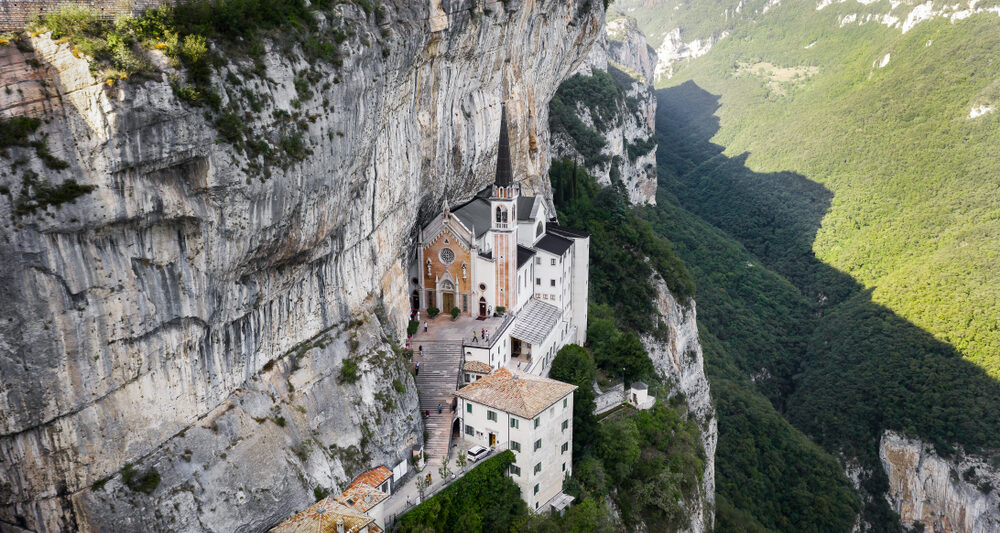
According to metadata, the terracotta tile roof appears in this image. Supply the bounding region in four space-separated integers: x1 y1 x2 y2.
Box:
335 467 391 513
351 466 392 490
463 360 493 374
454 368 577 419
269 497 374 533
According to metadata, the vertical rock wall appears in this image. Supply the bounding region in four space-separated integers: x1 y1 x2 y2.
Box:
550 11 659 205
644 277 717 533
0 1 603 530
881 431 1000 533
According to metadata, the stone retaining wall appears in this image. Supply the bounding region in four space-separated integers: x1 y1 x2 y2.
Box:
0 1 173 32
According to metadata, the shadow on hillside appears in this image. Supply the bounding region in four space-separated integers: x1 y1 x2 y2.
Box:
653 80 1000 522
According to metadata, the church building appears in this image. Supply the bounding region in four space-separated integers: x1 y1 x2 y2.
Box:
410 105 590 376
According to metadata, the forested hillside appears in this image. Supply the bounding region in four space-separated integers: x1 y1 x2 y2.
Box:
618 0 1000 529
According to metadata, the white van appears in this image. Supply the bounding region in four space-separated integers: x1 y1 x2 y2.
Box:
467 445 489 463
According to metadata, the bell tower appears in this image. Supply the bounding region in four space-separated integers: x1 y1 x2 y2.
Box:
491 104 519 311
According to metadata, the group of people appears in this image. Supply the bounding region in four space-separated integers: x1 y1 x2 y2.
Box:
471 328 489 343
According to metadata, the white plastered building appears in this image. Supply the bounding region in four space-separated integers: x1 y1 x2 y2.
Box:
453 368 576 511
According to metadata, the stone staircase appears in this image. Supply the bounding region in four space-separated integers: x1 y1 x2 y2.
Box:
413 341 463 462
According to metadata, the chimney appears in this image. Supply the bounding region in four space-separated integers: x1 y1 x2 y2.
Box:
336 519 345 533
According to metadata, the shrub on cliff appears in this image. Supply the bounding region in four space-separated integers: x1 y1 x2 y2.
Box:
121 464 161 494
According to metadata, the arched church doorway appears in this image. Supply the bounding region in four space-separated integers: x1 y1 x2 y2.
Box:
452 418 462 438
478 297 487 318
441 280 456 312
411 290 420 310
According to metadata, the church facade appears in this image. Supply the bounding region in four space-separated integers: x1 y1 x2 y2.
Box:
409 106 590 375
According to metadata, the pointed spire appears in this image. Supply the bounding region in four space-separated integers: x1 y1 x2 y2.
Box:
495 104 514 188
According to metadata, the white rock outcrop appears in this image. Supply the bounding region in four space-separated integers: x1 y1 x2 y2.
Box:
881 431 1000 533
655 28 727 81
0 1 603 530
644 277 717 533
552 13 659 205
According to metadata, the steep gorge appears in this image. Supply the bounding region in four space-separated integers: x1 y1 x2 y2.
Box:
547 16 717 531
0 1 604 530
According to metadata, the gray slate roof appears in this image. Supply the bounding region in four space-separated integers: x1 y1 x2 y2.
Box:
510 299 561 346
517 245 536 268
452 198 492 239
535 233 573 256
547 222 589 239
517 196 536 221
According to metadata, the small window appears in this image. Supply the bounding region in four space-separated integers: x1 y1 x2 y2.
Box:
487 410 497 422
533 484 539 495
466 403 472 414
511 441 521 452
535 257 541 265
534 439 542 451
534 418 540 429
479 282 487 291
550 279 555 287
465 373 471 383
550 258 556 266
563 398 568 409
534 462 542 474
465 424 475 436
561 442 568 454
510 465 521 476
535 278 540 285
561 419 569 432
562 462 566 472
510 417 519 429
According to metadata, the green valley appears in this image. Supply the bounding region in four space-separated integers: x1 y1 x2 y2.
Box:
613 0 1000 529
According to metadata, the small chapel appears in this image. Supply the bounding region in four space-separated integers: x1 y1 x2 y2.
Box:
409 105 590 374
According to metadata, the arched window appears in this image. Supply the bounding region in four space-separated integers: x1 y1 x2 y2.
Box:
535 221 543 237
496 206 502 223
501 208 508 223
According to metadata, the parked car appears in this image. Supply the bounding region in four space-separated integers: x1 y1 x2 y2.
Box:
467 445 489 463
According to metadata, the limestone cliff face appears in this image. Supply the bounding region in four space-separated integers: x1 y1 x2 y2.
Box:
0 1 603 530
653 27 726 80
881 431 1000 533
643 277 717 533
550 12 658 205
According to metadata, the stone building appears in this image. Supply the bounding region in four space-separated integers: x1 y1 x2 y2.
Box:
453 368 576 511
411 105 590 375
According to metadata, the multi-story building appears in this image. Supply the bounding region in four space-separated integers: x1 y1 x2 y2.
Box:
453 368 576 511
410 105 590 376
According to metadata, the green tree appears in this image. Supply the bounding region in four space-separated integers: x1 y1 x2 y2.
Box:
550 344 599 455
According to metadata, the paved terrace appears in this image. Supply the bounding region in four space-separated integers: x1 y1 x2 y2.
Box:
406 313 507 464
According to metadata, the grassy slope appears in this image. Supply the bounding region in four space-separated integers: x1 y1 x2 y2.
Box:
643 188 860 532
619 0 1000 529
653 1 1000 457
658 1 1000 378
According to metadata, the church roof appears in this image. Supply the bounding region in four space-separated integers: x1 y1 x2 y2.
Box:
517 245 536 268
535 233 574 256
546 223 589 239
270 497 374 533
452 198 492 239
495 105 514 188
454 367 577 419
517 196 536 221
510 299 561 346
